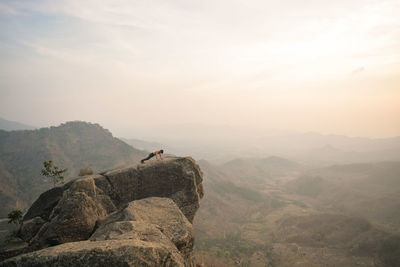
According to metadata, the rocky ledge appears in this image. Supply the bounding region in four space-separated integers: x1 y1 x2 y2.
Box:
0 157 204 266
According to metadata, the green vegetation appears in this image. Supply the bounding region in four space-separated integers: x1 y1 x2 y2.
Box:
7 209 22 226
41 160 67 187
5 209 23 243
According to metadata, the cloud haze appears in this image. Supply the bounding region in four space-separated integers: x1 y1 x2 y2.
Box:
0 0 399 137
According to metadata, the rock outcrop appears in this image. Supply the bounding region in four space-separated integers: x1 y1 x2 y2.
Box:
1 157 203 266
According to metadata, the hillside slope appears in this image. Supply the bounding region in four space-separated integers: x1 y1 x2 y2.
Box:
0 121 146 217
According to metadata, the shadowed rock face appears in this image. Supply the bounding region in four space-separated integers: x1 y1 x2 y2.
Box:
1 157 203 266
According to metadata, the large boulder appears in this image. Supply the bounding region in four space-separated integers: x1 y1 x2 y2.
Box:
101 157 204 222
1 157 203 265
92 197 195 263
0 239 186 267
28 175 116 248
18 157 202 249
22 186 66 222
1 197 195 267
19 217 45 242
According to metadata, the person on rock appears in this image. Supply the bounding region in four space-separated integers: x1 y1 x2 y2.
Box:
141 149 164 164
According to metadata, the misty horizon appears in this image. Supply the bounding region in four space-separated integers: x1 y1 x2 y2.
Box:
2 117 400 140
1 0 400 139
2 118 399 165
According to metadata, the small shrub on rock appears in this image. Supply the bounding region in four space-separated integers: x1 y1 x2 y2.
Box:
79 167 94 176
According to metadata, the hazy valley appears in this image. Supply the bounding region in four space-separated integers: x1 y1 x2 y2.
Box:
194 158 400 266
0 121 399 266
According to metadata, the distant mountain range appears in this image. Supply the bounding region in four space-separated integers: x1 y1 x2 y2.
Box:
0 121 146 217
120 138 164 152
2 120 399 164
0 117 35 131
121 124 400 164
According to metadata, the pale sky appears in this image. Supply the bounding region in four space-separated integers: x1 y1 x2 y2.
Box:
0 0 399 138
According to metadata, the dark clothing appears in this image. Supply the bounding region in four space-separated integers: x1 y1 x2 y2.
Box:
141 152 155 163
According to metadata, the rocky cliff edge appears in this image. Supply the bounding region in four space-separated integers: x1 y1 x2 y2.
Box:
0 157 204 266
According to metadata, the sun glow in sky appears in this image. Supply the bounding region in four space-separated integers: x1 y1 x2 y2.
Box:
0 0 399 137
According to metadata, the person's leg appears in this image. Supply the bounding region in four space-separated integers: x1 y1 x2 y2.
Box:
141 153 155 163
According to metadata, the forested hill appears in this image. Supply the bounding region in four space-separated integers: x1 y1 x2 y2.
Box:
0 121 147 217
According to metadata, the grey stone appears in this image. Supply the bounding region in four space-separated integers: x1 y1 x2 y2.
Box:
22 186 64 222
102 157 203 223
19 217 45 243
3 157 203 266
1 239 185 267
92 197 195 263
29 176 116 247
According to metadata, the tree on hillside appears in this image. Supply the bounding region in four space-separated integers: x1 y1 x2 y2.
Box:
5 209 23 243
7 209 22 226
41 160 67 187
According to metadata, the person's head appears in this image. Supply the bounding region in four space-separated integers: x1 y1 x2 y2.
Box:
160 149 164 154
